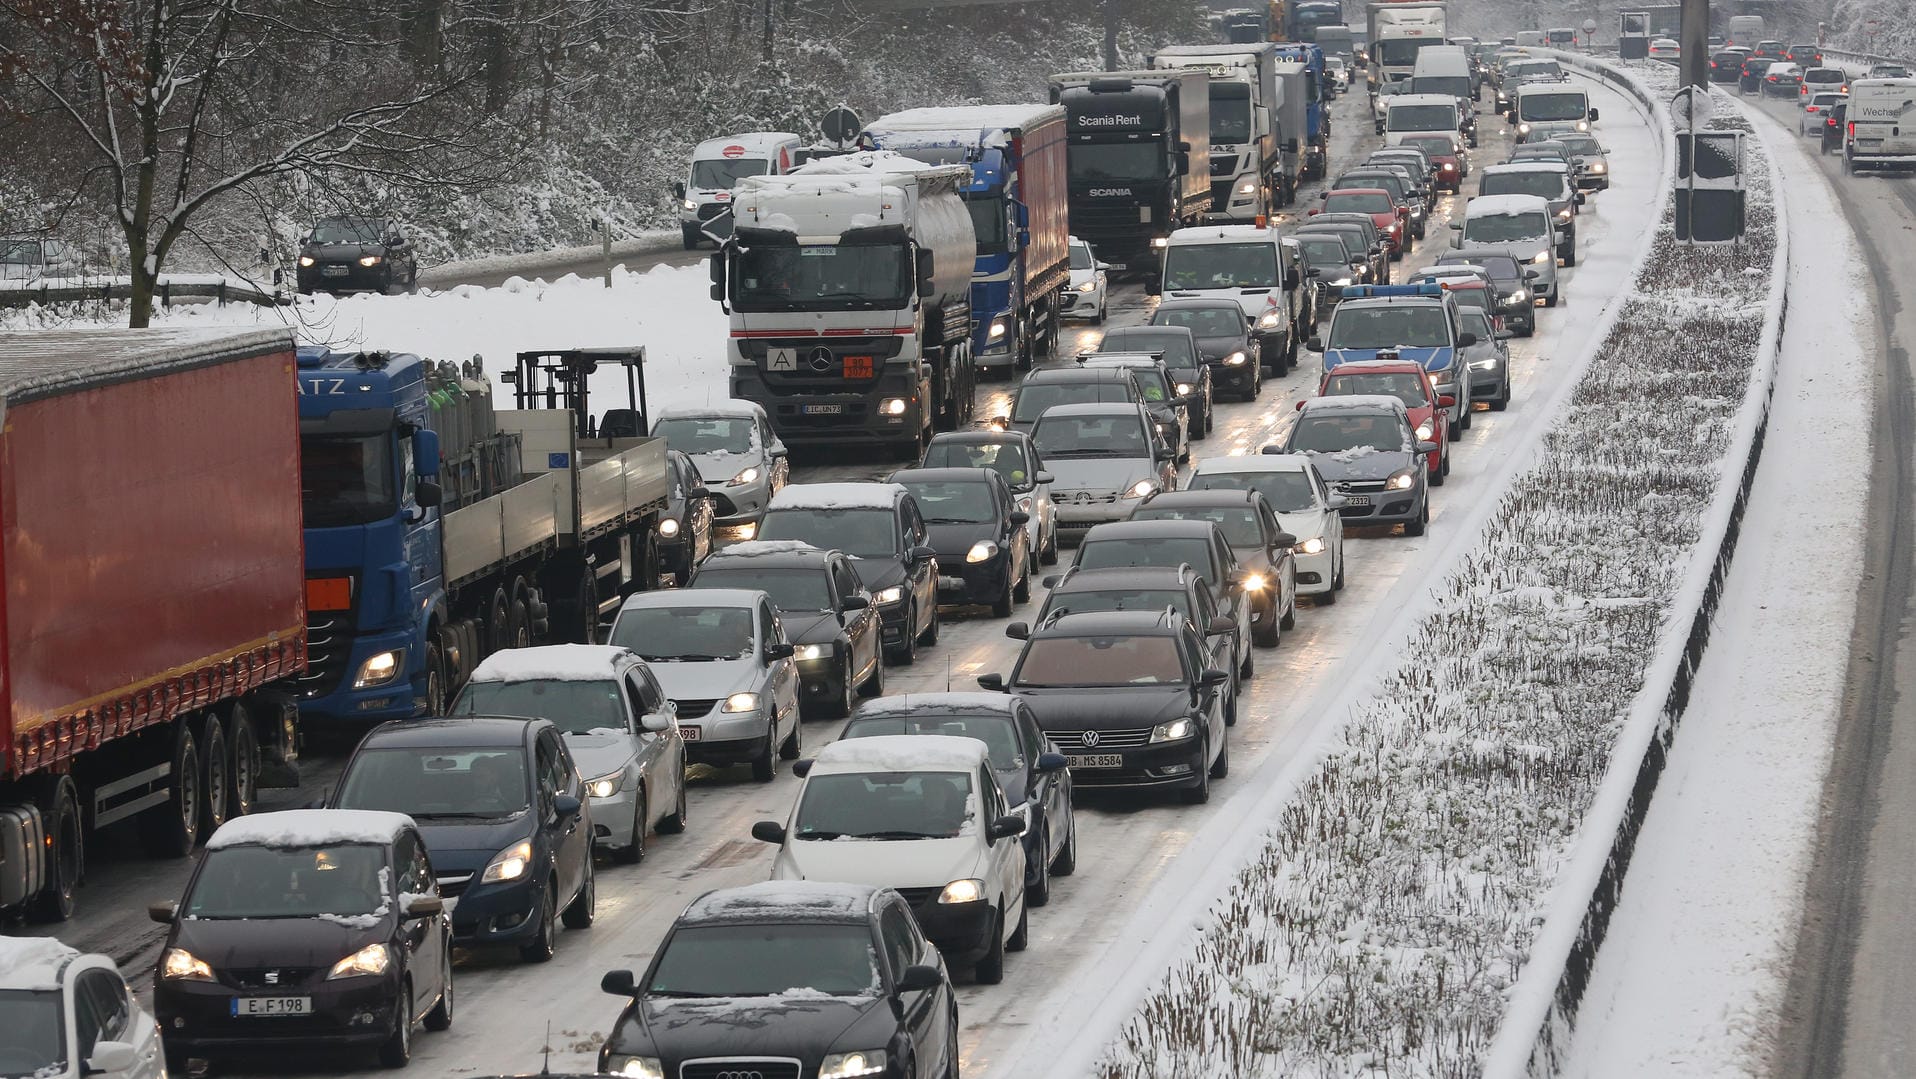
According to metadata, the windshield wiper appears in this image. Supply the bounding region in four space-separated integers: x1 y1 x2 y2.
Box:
797 830 846 840
648 989 720 998
653 653 733 661
922 517 983 525
855 830 949 840
411 810 511 820
1042 448 1119 457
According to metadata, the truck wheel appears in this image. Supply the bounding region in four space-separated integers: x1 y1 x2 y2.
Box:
227 703 260 819
486 589 512 654
197 716 231 838
508 598 533 650
28 775 81 923
141 722 201 858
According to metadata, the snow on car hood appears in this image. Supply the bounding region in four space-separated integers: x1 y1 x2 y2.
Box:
1276 509 1328 544
776 834 986 892
1045 457 1156 495
1302 446 1418 483
688 450 762 485
561 729 639 782
648 658 762 701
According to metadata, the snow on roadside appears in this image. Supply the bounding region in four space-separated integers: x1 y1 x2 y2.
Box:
1090 60 1786 1078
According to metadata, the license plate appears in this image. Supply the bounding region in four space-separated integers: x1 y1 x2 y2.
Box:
1066 754 1124 769
680 726 701 741
233 997 311 1017
1343 495 1372 507
938 575 966 589
801 404 844 415
320 266 348 276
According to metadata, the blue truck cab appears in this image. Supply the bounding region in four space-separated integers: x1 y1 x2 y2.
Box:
1272 43 1332 177
1310 284 1475 415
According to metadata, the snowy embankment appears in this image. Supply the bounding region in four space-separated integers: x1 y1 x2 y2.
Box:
0 263 735 415
1081 58 1788 1078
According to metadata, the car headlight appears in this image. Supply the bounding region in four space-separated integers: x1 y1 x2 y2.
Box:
607 1057 666 1079
1240 572 1268 592
587 770 626 798
1517 122 1531 133
966 540 999 563
938 879 986 904
358 255 383 267
880 397 909 416
1387 469 1417 491
1415 420 1434 440
1076 280 1098 293
1576 120 1589 131
353 649 403 689
297 255 315 267
1257 310 1284 328
1150 717 1197 742
1590 162 1606 173
1442 162 1458 171
1124 479 1158 499
874 586 904 605
987 318 1009 342
727 465 761 486
1332 277 1353 287
1298 536 1327 555
819 1050 889 1078
722 691 761 713
327 942 392 980
1531 251 1552 264
1224 351 1248 366
681 199 699 212
1508 289 1529 302
1556 208 1572 221
795 643 830 661
658 517 681 537
1175 383 1193 396
162 947 214 981
1473 357 1497 369
481 840 533 883
1151 236 1170 248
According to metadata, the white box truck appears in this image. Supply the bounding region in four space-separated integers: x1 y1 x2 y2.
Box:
1368 1 1448 89
1845 78 1916 174
1151 43 1291 213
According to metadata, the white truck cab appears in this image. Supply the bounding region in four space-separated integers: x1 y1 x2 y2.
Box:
676 132 802 249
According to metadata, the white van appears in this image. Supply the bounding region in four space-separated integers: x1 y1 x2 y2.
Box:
1514 30 1545 47
1453 194 1560 305
676 132 802 249
1385 93 1463 147
1411 45 1476 103
1512 84 1596 139
1727 15 1764 49
1845 78 1916 173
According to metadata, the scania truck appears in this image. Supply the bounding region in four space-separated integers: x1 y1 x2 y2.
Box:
1272 43 1333 179
1047 70 1213 274
1151 43 1290 213
1368 1 1448 88
718 150 978 457
862 105 1072 374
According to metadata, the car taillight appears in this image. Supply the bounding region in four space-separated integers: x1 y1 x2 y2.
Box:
1849 121 1856 137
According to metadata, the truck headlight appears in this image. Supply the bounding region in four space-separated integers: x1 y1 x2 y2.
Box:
162 948 214 981
1224 351 1248 366
588 771 626 798
1517 122 1531 134
1297 536 1327 555
1388 469 1417 491
1125 480 1158 499
795 643 829 661
819 1050 889 1078
1237 180 1258 194
297 255 315 267
938 879 985 904
873 586 904 605
607 1057 665 1079
1150 717 1197 742
722 691 761 713
728 466 761 486
327 943 392 980
987 318 1009 342
358 255 383 267
657 517 680 537
880 397 909 416
353 649 403 689
481 840 533 883
966 541 999 563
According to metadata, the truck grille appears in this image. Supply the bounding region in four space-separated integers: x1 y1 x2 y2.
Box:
681 1061 801 1079
1211 180 1236 207
1070 203 1148 233
1211 154 1240 176
1050 727 1155 749
299 614 352 698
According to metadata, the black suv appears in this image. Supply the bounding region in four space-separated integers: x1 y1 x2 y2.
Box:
757 483 940 665
980 610 1232 804
296 215 417 295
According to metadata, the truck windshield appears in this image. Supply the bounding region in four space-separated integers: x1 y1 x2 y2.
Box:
1521 93 1588 121
1161 243 1279 290
1388 105 1458 131
965 196 1008 257
1069 143 1164 183
184 843 388 919
1210 85 1253 144
1327 305 1451 348
301 433 396 528
733 243 911 311
0 990 64 1077
452 679 630 734
690 158 768 189
1377 38 1440 66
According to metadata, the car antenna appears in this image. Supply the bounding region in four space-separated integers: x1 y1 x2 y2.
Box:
541 1021 552 1075
946 654 953 692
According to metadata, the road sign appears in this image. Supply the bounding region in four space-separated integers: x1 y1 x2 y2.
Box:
820 106 863 148
1674 130 1745 244
721 144 746 159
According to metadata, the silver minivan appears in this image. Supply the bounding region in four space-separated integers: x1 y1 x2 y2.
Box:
1452 194 1560 306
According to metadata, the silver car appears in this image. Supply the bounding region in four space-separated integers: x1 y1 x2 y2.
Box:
1453 195 1560 306
607 589 801 782
1030 402 1179 541
651 401 789 534
1456 307 1510 410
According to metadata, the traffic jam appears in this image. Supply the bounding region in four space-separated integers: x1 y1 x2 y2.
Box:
0 25 1618 1079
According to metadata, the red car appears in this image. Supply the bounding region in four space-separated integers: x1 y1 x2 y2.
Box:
1311 188 1407 257
1401 133 1468 191
1303 357 1456 483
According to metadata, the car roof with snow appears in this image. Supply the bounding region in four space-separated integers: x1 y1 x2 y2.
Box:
1297 394 1410 416
863 104 1065 140
1465 194 1553 217
700 540 838 569
681 880 884 926
1193 453 1311 474
850 692 1018 718
206 809 416 851
888 467 998 486
811 733 990 775
655 399 770 422
470 644 639 683
1165 225 1282 246
769 482 909 512
1023 365 1137 384
1388 92 1459 107
0 937 83 991
1483 161 1571 175
619 587 769 611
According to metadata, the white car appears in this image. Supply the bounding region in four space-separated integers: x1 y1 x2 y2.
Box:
1062 236 1108 323
1648 37 1681 59
1186 454 1348 600
650 401 789 534
0 937 165 1079
1325 55 1352 92
1802 91 1846 136
606 588 801 782
452 645 687 863
754 735 1030 984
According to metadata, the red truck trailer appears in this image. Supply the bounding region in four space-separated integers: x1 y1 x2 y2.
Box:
0 327 306 922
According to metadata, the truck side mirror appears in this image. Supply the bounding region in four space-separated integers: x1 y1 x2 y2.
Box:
412 428 441 478
1285 137 1301 152
1175 150 1191 175
414 480 442 509
708 252 726 302
672 181 687 200
916 251 935 283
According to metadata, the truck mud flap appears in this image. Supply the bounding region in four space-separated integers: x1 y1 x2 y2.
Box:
0 804 47 909
255 696 302 789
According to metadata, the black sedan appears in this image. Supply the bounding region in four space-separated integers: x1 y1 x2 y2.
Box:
1026 563 1241 708
658 449 715 587
149 810 452 1071
1096 324 1214 440
295 215 417 295
1129 489 1298 648
327 716 596 963
598 881 958 1079
1069 518 1254 682
887 467 1033 617
839 693 1077 905
1150 298 1265 400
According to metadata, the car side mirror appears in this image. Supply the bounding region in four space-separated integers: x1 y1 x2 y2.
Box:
1438 394 1458 408
751 820 788 844
1004 621 1030 641
910 544 937 564
764 641 795 661
1207 615 1235 635
553 792 583 819
1009 510 1031 526
976 673 1007 692
1524 268 1541 280
405 895 444 919
86 1041 138 1075
1318 190 1329 199
1415 440 1439 454
414 480 442 510
1200 668 1231 688
641 711 672 733
602 969 638 996
1327 494 1349 509
988 815 1027 840
1037 752 1068 772
1457 332 1477 347
792 759 814 778
897 964 943 994
1155 447 1176 462
1274 531 1297 548
672 181 687 200
1145 277 1161 297
1034 471 1054 484
1040 574 1061 590
840 595 871 611
148 900 179 924
1306 337 1325 352
1307 267 1321 278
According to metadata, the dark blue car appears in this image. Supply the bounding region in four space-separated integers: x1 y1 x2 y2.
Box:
329 716 596 962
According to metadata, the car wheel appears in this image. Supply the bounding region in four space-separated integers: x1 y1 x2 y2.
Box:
890 604 918 666
975 908 1007 984
1028 826 1052 907
423 951 453 1032
918 603 942 646
780 711 802 760
945 1011 961 1079
826 661 855 718
1180 739 1212 804
1430 461 1446 487
378 984 413 1068
1564 247 1578 268
1281 595 1297 630
562 860 596 929
1405 499 1429 537
1210 731 1231 779
857 653 885 697
1040 524 1059 566
659 776 688 833
615 790 646 865
1007 898 1029 952
1544 289 1560 308
1491 384 1510 411
753 723 778 783
1052 808 1077 875
1013 558 1032 603
992 569 1016 618
519 883 559 962
1459 404 1472 432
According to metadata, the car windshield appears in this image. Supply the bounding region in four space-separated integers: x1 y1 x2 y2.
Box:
0 990 64 1077
649 923 880 998
1161 243 1279 290
1015 634 1186 687
1324 192 1394 214
1012 382 1131 423
1153 306 1246 339
1387 105 1457 131
652 417 754 455
1327 306 1450 348
1297 238 1352 265
842 713 1021 768
1190 469 1318 512
922 440 1034 487
690 158 769 189
1326 371 1431 407
901 480 995 524
1077 536 1215 574
694 566 832 611
1520 93 1588 121
1404 135 1458 156
310 218 383 244
1132 506 1261 546
1101 331 1194 367
795 771 974 840
1558 134 1602 154
1032 414 1149 457
1044 587 1195 625
758 508 898 559
610 606 756 661
1069 143 1164 183
1288 413 1409 453
300 433 396 528
334 746 531 818
184 843 388 920
452 679 629 734
1069 243 1094 270
1482 172 1562 199
1465 212 1549 244
733 243 911 311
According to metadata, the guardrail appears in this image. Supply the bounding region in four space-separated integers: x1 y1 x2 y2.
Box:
0 279 290 310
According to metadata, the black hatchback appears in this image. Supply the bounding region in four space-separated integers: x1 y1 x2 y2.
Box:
887 467 1033 616
295 215 417 295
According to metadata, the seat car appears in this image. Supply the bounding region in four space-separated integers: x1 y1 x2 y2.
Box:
758 483 939 665
1068 519 1255 678
650 401 789 534
657 450 714 587
1030 563 1243 676
1187 454 1347 601
689 541 883 718
607 590 800 782
979 610 1232 803
998 364 1146 436
597 881 958 1079
887 467 1033 616
1031 402 1179 541
1456 307 1512 411
295 215 417 295
1129 489 1298 647
1451 195 1560 304
1314 358 1456 483
1062 235 1109 322
1151 297 1266 399
150 811 453 1070
1095 324 1214 439
326 717 597 961
0 937 164 1079
753 736 1030 983
1272 395 1437 535
1476 162 1582 265
1077 352 1192 462
839 693 1076 905
921 429 1058 565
